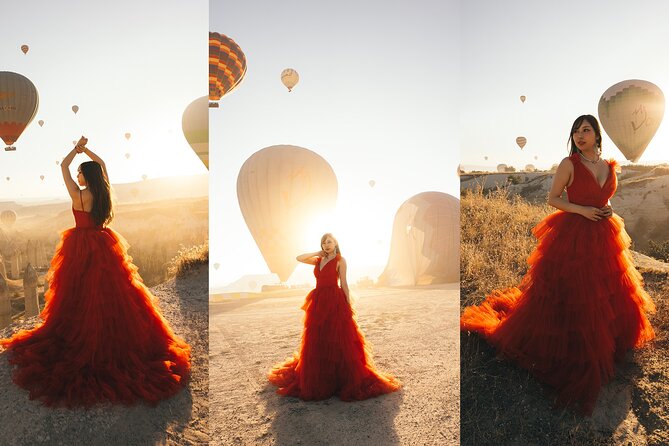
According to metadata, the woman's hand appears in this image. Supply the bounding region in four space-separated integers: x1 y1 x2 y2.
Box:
580 206 607 221
600 204 613 218
75 135 88 153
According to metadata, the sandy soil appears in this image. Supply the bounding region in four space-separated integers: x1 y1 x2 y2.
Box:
209 284 460 446
0 265 208 446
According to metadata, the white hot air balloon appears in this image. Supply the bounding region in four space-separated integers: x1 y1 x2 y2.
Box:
598 79 665 163
182 96 208 168
497 163 507 173
237 145 337 282
281 68 299 92
378 192 459 286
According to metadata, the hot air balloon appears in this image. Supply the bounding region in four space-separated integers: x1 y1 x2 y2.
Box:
520 95 526 103
598 79 665 163
209 32 247 106
182 96 208 168
214 263 220 270
281 68 299 92
142 174 148 181
368 180 376 188
72 105 79 114
55 160 60 165
525 164 536 172
516 136 527 149
484 156 488 160
534 156 538 160
237 145 338 282
38 120 44 127
5 177 9 181
124 133 131 140
378 192 459 286
125 153 130 159
497 163 507 173
0 71 39 150
39 175 44 181
0 210 17 226
20 45 29 55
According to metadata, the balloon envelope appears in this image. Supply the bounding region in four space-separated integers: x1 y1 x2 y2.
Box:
182 96 209 168
520 95 526 103
72 105 79 114
0 71 39 147
516 136 527 149
368 180 376 188
38 119 44 127
0 210 17 226
598 79 665 163
20 45 29 54
124 132 131 140
378 192 459 286
525 164 536 172
209 32 247 102
497 163 507 173
237 145 338 282
281 68 299 92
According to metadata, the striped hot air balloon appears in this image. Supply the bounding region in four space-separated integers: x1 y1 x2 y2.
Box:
598 79 665 163
516 136 527 149
0 71 39 150
209 32 247 106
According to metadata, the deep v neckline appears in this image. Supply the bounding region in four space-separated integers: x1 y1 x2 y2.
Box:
318 256 336 272
580 158 610 189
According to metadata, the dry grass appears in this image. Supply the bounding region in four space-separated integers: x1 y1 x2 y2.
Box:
460 185 669 445
167 242 209 279
460 185 551 309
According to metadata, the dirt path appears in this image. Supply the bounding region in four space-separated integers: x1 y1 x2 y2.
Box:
209 284 459 446
0 265 208 446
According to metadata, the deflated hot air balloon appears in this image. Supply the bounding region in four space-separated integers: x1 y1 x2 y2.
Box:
209 32 247 105
281 69 299 92
0 71 39 150
516 136 527 149
182 96 208 168
72 105 79 114
237 145 338 282
598 79 665 163
520 95 526 103
20 45 29 55
0 210 17 226
378 192 459 286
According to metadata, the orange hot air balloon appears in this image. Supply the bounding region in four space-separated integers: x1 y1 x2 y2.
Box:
72 105 79 114
124 133 131 140
0 209 17 226
520 95 526 103
20 45 29 55
378 192 460 286
598 79 665 163
209 32 247 105
0 71 39 150
237 145 338 282
516 136 527 149
182 96 208 168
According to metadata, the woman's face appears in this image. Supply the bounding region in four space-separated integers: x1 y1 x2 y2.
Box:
572 120 598 152
76 167 86 186
322 237 336 254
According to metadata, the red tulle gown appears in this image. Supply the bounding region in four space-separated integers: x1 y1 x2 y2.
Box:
0 205 191 408
268 254 400 401
461 153 655 415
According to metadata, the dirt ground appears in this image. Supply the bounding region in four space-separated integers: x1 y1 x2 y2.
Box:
0 265 209 446
209 284 460 446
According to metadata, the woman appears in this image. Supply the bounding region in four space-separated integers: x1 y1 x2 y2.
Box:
1 136 191 408
461 115 655 415
268 233 400 401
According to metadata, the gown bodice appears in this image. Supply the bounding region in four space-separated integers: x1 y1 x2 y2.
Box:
72 208 98 229
566 153 617 208
314 255 340 288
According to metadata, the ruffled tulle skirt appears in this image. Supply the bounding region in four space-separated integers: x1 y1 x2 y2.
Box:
268 285 400 401
0 226 191 407
461 211 655 414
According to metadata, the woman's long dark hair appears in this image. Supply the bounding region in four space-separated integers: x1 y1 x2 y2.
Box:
80 161 113 227
568 114 603 156
321 233 342 256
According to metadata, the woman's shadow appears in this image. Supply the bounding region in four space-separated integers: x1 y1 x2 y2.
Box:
259 382 403 446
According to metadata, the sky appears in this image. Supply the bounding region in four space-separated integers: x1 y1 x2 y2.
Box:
461 0 669 172
209 0 461 291
1 0 208 202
